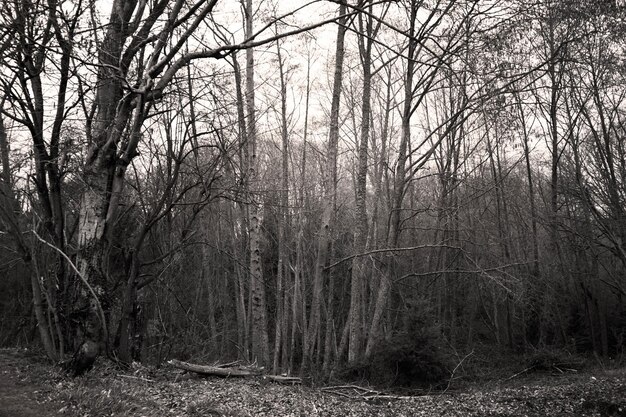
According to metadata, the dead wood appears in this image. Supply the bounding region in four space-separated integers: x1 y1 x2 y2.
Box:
320 385 418 401
264 375 301 384
168 359 301 384
169 359 259 377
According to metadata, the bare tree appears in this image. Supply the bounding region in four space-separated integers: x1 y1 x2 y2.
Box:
306 1 349 372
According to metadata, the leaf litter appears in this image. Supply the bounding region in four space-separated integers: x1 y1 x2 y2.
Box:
0 349 624 416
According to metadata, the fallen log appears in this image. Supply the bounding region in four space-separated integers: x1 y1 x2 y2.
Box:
168 359 301 384
265 375 302 384
169 359 259 377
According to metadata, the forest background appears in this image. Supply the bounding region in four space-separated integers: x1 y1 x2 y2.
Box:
0 0 625 382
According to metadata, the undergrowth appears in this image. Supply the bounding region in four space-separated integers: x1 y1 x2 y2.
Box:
335 326 452 390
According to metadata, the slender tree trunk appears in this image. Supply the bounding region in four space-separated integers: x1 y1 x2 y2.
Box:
365 2 416 357
231 203 249 360
349 7 376 363
231 52 250 361
307 2 347 371
1 113 58 360
244 0 270 367
118 252 140 363
296 228 308 374
31 268 57 360
515 92 540 280
273 36 290 373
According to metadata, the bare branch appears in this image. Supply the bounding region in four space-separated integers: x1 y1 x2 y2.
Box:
32 230 109 345
325 244 462 270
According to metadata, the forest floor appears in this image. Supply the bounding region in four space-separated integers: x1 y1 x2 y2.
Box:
0 348 624 417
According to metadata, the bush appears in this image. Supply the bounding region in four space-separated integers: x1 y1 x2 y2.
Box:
525 348 585 372
337 326 452 389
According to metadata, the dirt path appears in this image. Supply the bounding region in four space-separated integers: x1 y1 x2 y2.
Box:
0 350 62 417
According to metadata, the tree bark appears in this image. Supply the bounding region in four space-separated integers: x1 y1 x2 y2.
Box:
365 1 416 357
307 1 348 372
348 6 376 363
272 35 290 373
244 0 270 367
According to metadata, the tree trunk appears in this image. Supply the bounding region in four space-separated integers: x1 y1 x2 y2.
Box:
72 162 114 373
307 1 347 372
118 253 139 364
245 0 270 367
365 2 416 357
515 91 540 281
348 8 375 363
70 0 135 374
273 35 290 373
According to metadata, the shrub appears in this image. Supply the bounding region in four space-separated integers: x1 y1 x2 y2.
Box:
337 326 452 389
525 348 585 372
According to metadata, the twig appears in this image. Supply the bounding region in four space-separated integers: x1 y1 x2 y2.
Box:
321 389 355 399
397 262 530 281
363 394 416 401
118 374 155 383
215 360 241 368
443 349 474 394
321 385 384 399
325 244 462 270
321 385 419 401
504 366 534 381
322 384 379 394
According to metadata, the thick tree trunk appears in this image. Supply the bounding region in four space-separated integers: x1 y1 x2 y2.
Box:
72 169 112 373
68 0 133 374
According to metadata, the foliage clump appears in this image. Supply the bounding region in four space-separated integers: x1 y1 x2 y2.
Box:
525 348 585 373
337 325 451 389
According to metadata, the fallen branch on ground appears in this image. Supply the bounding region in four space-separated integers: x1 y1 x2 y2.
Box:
168 359 301 384
118 374 155 383
320 385 418 401
504 366 533 381
265 375 302 384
